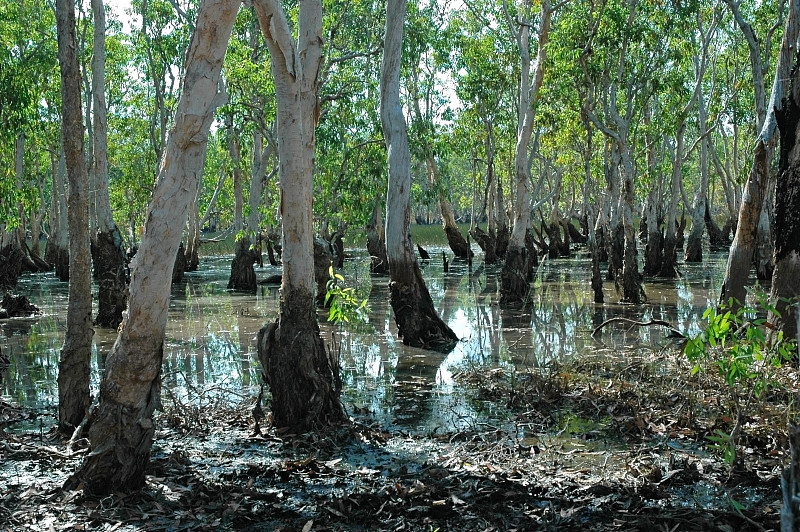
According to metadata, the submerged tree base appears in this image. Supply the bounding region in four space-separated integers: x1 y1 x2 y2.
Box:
228 237 260 294
257 289 346 431
389 266 458 352
92 227 128 328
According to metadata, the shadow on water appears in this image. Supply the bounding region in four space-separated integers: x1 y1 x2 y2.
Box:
1 247 730 434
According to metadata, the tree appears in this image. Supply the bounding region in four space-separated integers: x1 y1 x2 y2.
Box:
768 0 800 348
91 0 128 329
67 0 242 494
721 0 798 309
500 0 553 308
56 0 93 436
380 0 457 351
252 0 347 430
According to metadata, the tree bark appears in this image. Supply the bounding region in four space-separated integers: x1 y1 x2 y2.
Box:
722 0 800 308
67 0 241 494
56 0 94 436
252 0 346 430
380 0 457 351
366 197 388 274
501 0 552 308
768 51 800 349
91 0 128 329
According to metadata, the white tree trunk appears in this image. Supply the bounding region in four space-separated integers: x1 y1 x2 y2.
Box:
69 0 241 494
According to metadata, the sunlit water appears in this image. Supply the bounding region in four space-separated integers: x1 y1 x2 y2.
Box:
1 244 737 434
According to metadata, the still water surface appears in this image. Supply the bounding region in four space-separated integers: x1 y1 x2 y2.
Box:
1 246 731 432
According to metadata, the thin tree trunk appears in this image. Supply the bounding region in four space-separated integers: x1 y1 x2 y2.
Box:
91 0 128 328
366 197 389 274
501 0 552 309
56 0 93 435
380 0 457 351
67 0 241 494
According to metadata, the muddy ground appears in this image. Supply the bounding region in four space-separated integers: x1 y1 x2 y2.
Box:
1 345 796 531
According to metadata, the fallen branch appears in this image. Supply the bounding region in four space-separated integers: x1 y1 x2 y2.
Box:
591 317 684 339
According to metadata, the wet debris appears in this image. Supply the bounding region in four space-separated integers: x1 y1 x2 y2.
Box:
0 293 41 319
0 347 793 531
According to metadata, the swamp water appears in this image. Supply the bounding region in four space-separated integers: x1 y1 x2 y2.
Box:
1 245 727 432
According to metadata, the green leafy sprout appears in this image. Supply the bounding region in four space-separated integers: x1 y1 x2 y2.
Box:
325 265 369 325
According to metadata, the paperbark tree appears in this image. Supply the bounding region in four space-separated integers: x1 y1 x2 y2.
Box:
66 0 241 494
91 0 128 328
721 0 799 308
252 0 347 429
228 129 273 293
56 0 93 435
380 0 457 351
500 0 552 308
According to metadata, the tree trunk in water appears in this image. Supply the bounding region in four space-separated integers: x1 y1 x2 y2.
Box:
49 152 70 281
366 198 388 274
228 130 272 289
380 0 457 352
227 236 258 293
56 0 93 435
91 0 128 328
184 191 201 271
441 199 472 259
252 0 346 430
768 59 800 349
589 206 604 303
502 0 553 308
66 0 240 494
722 0 799 307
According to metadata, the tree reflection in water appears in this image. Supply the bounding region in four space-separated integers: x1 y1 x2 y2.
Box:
2 249 728 433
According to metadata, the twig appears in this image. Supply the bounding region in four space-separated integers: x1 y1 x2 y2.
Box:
591 317 684 339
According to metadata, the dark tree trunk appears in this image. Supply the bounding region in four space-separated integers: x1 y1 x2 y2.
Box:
444 224 473 259
499 241 533 309
54 248 70 281
659 230 678 278
644 228 664 276
330 232 345 269
567 217 587 244
92 227 128 328
705 203 727 247
684 201 704 263
0 243 25 291
495 224 510 259
314 237 333 307
172 242 187 283
257 289 346 430
607 221 623 281
470 226 498 264
768 72 800 348
227 236 259 294
366 200 388 274
389 264 458 352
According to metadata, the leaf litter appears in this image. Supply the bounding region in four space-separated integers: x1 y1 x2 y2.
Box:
1 342 796 531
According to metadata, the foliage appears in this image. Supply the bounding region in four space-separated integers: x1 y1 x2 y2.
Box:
324 266 368 325
683 294 796 464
